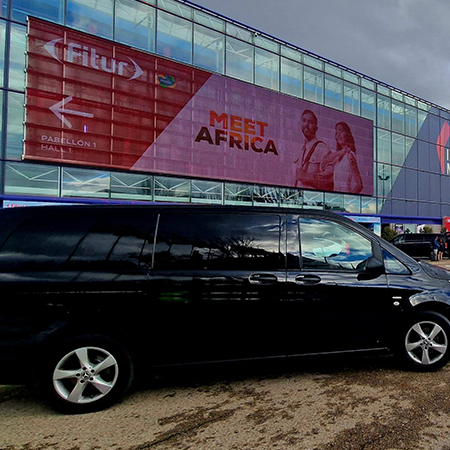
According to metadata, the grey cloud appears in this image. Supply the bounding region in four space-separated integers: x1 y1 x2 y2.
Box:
192 0 450 108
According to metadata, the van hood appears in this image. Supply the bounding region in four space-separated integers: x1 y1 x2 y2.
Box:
419 261 450 280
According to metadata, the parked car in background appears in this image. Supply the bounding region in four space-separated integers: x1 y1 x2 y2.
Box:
390 233 449 258
2 205 450 413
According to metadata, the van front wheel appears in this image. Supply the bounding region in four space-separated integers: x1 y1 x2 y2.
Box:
44 335 134 413
400 311 450 371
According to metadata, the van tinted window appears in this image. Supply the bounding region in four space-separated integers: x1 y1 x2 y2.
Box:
0 211 157 271
154 213 283 270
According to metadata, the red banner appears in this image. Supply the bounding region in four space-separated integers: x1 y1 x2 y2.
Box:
25 18 374 194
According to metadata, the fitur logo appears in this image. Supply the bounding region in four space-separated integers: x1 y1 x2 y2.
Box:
44 38 144 81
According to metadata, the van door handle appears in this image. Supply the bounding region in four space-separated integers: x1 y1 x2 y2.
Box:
295 274 321 285
248 273 278 285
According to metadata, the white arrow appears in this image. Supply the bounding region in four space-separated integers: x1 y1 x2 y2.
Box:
50 96 94 129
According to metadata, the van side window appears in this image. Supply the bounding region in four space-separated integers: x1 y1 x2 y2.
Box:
382 250 410 275
0 211 157 272
69 213 157 269
299 218 373 271
154 213 283 270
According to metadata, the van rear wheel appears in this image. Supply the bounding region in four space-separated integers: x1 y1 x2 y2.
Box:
400 311 450 371
44 335 134 413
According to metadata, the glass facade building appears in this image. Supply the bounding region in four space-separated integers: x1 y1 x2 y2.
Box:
1 0 450 230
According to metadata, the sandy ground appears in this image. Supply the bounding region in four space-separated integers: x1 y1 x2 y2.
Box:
2 355 450 450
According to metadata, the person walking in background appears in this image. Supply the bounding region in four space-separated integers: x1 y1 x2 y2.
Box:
322 121 363 194
295 110 334 191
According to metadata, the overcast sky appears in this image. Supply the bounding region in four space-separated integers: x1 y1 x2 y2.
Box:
191 0 450 110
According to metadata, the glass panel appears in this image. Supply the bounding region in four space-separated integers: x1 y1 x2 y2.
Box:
404 95 416 106
280 188 303 208
253 186 279 205
110 172 153 200
62 167 110 198
392 133 405 166
324 192 344 211
226 23 253 43
304 66 323 104
225 36 253 83
377 129 391 164
299 217 373 271
224 182 252 205
12 0 63 23
417 110 427 136
193 23 224 73
405 136 415 166
0 20 5 87
9 23 26 91
191 180 222 204
303 54 323 70
280 45 303 62
255 34 279 53
361 79 375 90
324 63 341 77
343 82 360 115
303 191 324 209
343 71 359 84
405 105 417 137
1 0 6 17
361 197 376 214
361 88 375 121
281 57 302 98
343 194 360 213
377 95 391 129
154 213 282 271
193 10 225 32
154 176 190 202
156 10 192 64
377 164 392 197
0 90 3 145
324 74 343 110
417 100 430 111
115 0 155 53
391 165 401 191
67 0 113 39
255 47 279 90
391 91 403 101
158 0 191 19
5 162 59 196
6 92 24 159
447 149 450 176
377 85 390 96
391 100 404 134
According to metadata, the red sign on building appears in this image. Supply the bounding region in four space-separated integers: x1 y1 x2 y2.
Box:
25 18 374 194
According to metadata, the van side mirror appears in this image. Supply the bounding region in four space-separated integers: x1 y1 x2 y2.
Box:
357 256 385 281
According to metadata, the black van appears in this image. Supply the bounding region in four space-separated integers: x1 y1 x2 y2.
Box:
390 233 448 258
2 204 450 413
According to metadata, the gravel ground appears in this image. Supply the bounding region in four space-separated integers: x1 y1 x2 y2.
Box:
2 355 450 450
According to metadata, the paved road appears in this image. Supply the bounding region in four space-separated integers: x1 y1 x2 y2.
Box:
2 355 450 450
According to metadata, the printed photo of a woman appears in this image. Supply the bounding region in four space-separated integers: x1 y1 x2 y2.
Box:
322 121 363 194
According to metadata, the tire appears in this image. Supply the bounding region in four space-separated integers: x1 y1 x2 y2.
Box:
399 311 450 372
43 335 134 414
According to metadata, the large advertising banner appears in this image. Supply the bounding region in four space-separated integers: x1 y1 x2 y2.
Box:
25 18 373 195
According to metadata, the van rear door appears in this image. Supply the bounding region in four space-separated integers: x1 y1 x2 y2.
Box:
148 211 287 363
